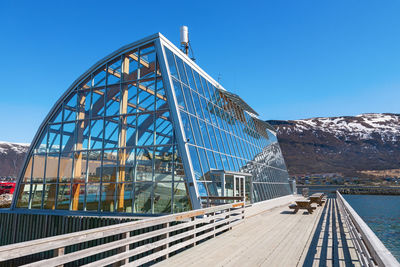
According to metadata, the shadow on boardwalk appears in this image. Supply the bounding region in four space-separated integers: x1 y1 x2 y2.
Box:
302 198 357 267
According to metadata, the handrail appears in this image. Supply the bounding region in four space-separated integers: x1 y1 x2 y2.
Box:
200 196 245 208
0 202 245 266
336 191 399 267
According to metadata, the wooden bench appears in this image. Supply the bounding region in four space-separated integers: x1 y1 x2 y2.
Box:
289 200 316 214
309 193 325 206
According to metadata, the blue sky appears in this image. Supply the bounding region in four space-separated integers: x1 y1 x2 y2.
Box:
1 0 400 143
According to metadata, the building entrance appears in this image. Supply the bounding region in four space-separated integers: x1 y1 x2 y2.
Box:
206 170 252 204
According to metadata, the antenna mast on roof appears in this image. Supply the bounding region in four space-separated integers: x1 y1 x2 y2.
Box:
180 26 195 61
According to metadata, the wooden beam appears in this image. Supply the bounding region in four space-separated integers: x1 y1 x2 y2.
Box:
128 53 150 68
104 67 166 102
71 91 86 210
117 56 130 212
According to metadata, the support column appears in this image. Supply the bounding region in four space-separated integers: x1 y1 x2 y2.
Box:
72 91 86 210
117 56 129 211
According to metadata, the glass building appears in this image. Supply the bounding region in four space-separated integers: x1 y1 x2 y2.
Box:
12 33 292 215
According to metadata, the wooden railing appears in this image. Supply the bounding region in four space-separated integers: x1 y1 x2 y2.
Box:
0 212 136 246
0 202 245 266
200 196 244 207
336 191 399 267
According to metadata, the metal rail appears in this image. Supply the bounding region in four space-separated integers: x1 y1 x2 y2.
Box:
336 191 399 267
0 202 245 266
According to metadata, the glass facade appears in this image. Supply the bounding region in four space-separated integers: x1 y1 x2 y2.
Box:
164 46 291 203
13 33 291 215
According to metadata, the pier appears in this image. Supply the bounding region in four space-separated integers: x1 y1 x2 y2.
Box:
0 192 398 266
155 197 360 266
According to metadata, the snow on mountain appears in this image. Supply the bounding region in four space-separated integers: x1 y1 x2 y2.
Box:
278 113 400 142
0 142 30 155
268 113 400 176
0 142 30 178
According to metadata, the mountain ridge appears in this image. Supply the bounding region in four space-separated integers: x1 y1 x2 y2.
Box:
267 113 400 176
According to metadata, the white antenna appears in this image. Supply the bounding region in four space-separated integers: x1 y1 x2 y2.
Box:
180 26 189 55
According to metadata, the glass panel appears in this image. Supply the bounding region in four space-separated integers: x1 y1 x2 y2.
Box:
137 114 154 146
172 80 185 110
138 88 155 111
180 111 193 143
101 183 115 212
102 149 118 182
90 119 104 150
192 92 203 119
201 77 211 100
134 182 152 213
16 184 30 208
63 94 77 122
59 153 73 183
43 184 57 209
124 148 136 182
173 181 190 213
190 115 203 147
71 183 85 211
206 150 217 170
153 182 172 213
34 129 48 154
154 146 173 182
93 69 107 88
188 145 202 180
155 114 173 145
86 183 100 211
107 57 122 85
136 148 153 181
173 145 185 181
87 151 102 182
182 85 195 114
175 56 188 85
198 148 210 176
197 182 208 196
56 183 71 210
32 154 46 183
116 183 133 212
126 49 139 81
105 86 121 116
30 184 43 209
185 63 196 90
91 89 105 118
165 48 178 79
45 154 58 183
201 98 211 123
75 120 89 150
193 71 204 96
104 117 119 149
199 120 210 149
61 122 75 153
48 124 61 153
22 158 33 183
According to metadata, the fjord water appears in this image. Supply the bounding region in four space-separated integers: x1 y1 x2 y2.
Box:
343 195 400 261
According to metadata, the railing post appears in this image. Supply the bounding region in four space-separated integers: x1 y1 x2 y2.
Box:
164 222 170 259
192 216 197 247
228 207 232 230
211 212 216 238
54 247 65 267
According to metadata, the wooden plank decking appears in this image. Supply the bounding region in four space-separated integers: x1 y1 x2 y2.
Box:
156 198 360 267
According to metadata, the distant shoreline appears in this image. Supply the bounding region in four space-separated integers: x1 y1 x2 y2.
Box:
297 185 400 195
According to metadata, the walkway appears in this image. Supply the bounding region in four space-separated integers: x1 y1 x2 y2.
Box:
156 198 360 267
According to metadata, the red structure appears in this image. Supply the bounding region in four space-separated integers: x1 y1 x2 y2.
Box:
0 182 16 195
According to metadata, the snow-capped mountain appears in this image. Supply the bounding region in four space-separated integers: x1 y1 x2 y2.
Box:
268 113 400 176
0 142 30 178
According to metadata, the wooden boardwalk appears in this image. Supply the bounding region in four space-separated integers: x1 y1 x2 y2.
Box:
156 198 360 267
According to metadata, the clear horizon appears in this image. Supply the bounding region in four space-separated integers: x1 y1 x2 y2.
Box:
1 1 400 143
